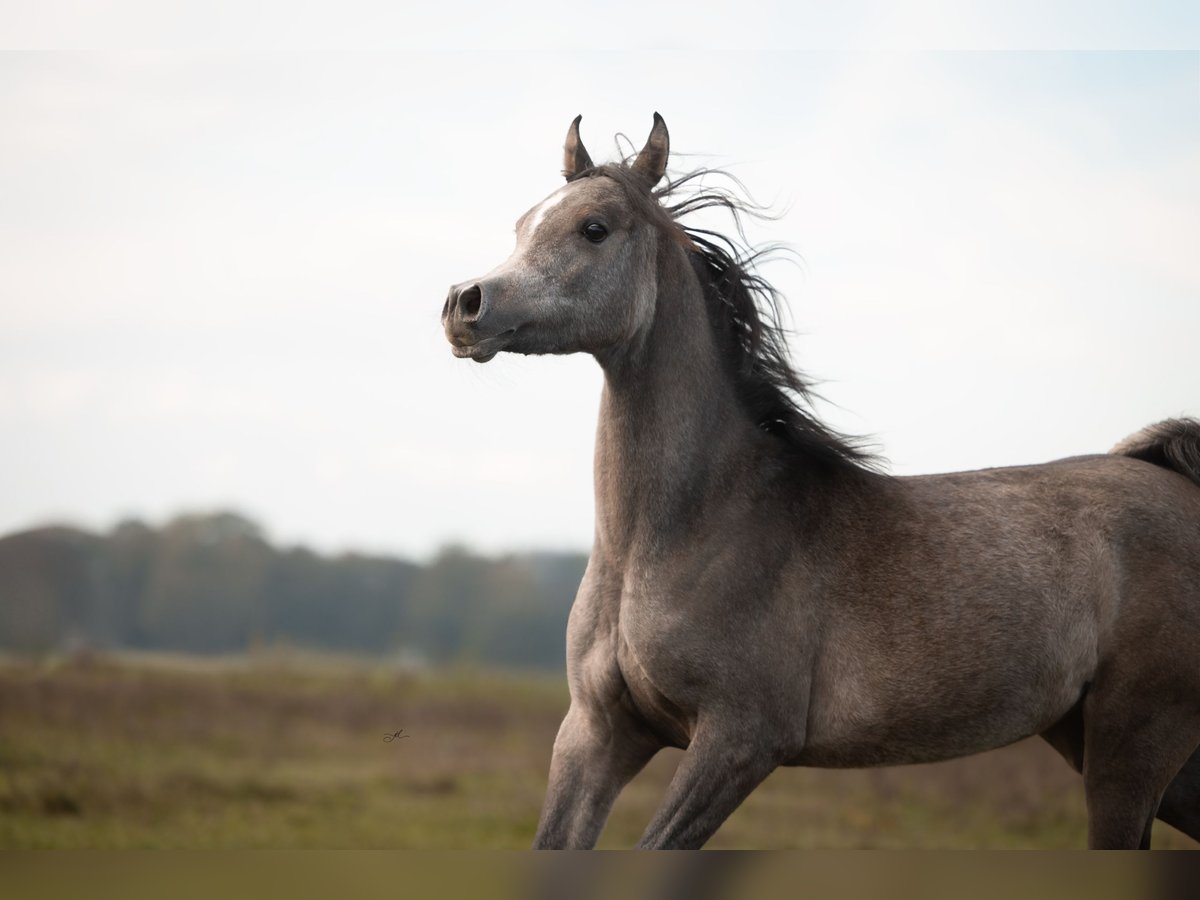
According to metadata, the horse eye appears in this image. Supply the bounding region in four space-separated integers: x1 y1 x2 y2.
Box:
582 222 608 243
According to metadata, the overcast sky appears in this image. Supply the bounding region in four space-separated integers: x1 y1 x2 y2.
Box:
1 28 1198 557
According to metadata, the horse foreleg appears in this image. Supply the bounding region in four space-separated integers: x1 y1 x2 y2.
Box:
635 723 779 849
532 703 659 849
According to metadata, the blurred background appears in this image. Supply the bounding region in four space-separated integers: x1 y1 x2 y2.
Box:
2 5 1198 849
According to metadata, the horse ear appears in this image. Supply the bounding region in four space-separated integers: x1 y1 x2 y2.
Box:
631 112 669 187
562 114 594 181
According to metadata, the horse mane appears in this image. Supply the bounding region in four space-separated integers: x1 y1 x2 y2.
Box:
582 161 879 474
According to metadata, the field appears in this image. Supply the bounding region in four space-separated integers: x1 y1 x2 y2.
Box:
0 652 1195 849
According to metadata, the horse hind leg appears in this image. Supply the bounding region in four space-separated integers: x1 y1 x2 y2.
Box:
1040 691 1086 773
1040 688 1200 846
1156 745 1200 842
1080 671 1200 849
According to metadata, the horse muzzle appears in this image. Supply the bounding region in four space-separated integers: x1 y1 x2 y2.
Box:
443 280 517 363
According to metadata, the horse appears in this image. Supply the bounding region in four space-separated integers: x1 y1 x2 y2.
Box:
441 113 1200 849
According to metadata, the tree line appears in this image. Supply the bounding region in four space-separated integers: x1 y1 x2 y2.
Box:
0 512 586 669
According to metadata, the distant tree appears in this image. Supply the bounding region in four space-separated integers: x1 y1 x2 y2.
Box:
0 526 101 652
137 512 273 652
0 514 586 668
93 519 154 646
406 545 490 663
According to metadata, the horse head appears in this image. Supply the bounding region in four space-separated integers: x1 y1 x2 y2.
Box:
442 114 671 363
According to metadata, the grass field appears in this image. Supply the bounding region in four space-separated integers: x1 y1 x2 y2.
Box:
0 652 1195 849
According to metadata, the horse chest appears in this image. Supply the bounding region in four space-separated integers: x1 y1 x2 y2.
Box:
614 635 693 747
613 598 701 747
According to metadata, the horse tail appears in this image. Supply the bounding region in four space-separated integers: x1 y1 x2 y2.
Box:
1110 417 1200 488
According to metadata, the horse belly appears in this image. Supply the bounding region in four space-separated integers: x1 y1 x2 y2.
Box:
795 614 1097 767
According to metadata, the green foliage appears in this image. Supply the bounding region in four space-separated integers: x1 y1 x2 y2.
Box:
0 513 586 669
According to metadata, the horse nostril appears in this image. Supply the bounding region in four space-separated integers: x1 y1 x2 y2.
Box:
441 296 451 321
459 284 483 320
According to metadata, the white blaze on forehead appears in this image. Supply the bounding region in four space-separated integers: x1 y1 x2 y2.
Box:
525 186 572 236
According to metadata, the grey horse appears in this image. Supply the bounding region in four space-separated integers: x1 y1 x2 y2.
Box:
442 113 1200 849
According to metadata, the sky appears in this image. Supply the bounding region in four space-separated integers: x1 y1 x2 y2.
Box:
1 15 1198 559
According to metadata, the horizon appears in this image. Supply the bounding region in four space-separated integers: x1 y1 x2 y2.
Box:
0 507 592 564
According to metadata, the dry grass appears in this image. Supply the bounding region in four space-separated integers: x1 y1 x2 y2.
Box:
0 652 1194 849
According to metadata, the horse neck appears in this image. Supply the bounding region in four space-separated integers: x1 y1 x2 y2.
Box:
593 238 772 561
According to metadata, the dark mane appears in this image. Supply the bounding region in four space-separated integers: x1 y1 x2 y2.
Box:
583 161 879 474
